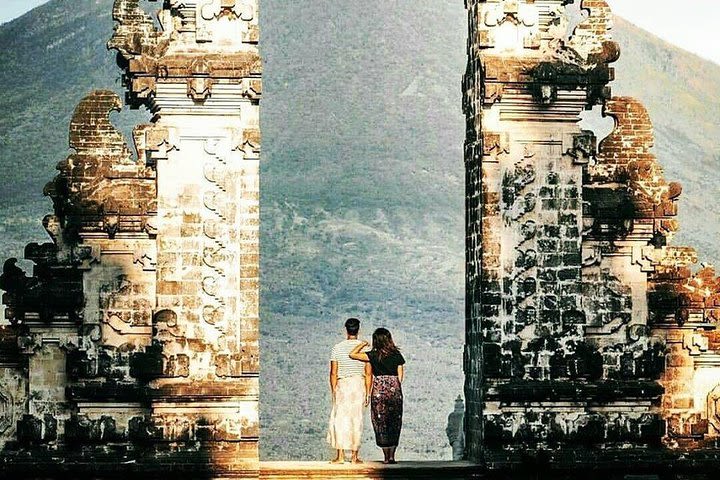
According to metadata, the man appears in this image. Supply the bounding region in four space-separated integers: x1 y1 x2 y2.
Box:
327 317 371 464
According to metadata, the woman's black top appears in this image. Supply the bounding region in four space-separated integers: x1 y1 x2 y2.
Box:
367 350 405 376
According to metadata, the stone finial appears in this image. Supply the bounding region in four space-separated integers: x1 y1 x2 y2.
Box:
586 97 681 241
108 0 165 59
45 90 156 238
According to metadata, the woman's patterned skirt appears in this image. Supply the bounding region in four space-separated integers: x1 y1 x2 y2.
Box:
370 375 403 447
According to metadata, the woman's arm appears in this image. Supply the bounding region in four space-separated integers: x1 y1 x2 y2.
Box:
398 364 404 383
364 362 373 406
349 341 370 362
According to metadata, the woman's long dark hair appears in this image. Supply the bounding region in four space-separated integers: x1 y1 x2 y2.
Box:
372 328 400 360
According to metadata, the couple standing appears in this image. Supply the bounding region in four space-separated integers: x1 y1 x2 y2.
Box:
327 318 406 464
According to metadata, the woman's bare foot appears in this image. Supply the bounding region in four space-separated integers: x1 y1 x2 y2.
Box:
330 458 345 464
350 456 363 464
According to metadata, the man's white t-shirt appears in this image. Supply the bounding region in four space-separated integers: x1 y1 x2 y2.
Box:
330 339 367 379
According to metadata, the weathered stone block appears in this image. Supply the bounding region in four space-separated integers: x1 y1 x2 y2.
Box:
17 414 56 446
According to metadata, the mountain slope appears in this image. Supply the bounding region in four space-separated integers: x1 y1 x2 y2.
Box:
0 1 718 461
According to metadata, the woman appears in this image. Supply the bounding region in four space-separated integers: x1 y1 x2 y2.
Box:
349 328 405 464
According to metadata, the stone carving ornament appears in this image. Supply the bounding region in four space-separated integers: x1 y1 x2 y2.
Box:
481 0 538 28
0 389 13 434
199 0 255 21
707 384 720 434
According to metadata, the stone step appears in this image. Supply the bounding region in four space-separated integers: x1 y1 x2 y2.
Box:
260 461 480 479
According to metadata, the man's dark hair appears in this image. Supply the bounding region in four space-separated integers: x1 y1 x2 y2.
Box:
345 318 360 336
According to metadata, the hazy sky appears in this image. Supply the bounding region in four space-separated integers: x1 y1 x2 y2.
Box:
0 1 718 64
0 0 48 24
606 0 720 64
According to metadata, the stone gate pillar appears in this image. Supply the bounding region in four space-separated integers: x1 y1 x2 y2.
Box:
463 0 669 466
110 0 261 471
